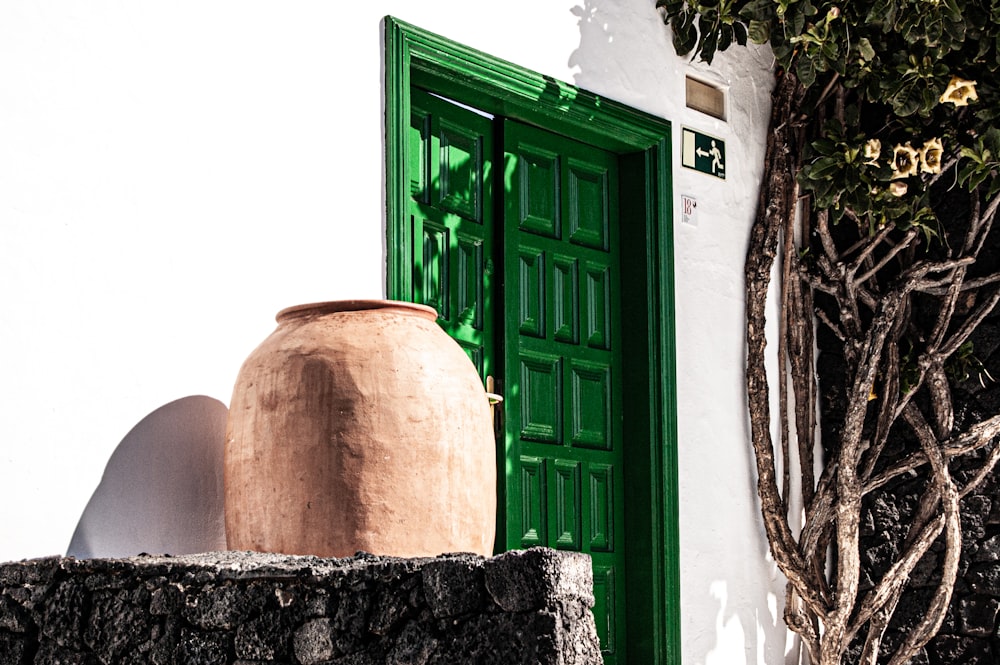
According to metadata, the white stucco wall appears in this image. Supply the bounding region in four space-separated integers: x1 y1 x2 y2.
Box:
0 1 791 662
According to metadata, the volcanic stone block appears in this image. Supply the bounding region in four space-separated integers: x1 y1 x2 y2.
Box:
927 634 994 665
0 548 600 665
957 595 1000 637
483 548 594 612
421 555 485 618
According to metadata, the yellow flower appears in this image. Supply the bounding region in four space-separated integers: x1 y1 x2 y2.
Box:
939 76 978 106
920 138 943 174
892 143 919 179
889 181 908 197
864 138 881 166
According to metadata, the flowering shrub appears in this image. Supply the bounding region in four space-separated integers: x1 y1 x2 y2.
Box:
940 75 979 106
659 2 1000 664
659 0 999 228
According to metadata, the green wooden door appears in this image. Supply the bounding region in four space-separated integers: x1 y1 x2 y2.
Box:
406 89 495 381
405 88 627 663
502 120 627 665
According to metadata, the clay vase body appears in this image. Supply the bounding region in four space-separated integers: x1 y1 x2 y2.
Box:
224 300 496 558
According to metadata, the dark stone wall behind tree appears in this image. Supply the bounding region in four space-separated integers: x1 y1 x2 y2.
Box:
0 548 601 665
818 290 1000 665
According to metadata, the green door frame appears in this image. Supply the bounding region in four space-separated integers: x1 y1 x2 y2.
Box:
383 16 680 664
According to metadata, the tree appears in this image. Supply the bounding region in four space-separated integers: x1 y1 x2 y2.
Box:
659 1 1000 663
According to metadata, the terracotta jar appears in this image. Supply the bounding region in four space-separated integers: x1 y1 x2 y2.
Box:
224 300 496 558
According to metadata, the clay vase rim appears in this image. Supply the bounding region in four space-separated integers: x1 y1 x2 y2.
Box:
276 299 439 323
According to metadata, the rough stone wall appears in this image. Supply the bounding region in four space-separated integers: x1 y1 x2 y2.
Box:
0 548 601 665
855 448 1000 665
818 302 1000 664
901 306 1000 665
926 308 1000 664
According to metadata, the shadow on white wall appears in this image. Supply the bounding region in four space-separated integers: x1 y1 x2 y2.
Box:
566 2 796 664
67 395 228 559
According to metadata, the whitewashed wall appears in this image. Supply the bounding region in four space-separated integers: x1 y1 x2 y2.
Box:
0 1 791 662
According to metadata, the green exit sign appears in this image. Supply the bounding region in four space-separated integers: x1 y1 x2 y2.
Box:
681 128 726 179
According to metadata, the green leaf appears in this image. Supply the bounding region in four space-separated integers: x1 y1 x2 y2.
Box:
797 56 817 88
806 156 842 180
718 24 734 52
985 128 1000 155
970 169 991 190
733 20 748 46
671 11 698 56
858 37 875 62
960 145 986 165
865 0 891 27
811 138 838 153
824 41 845 75
958 161 980 187
739 0 774 22
699 13 720 63
748 19 770 43
789 5 807 35
943 0 965 23
888 79 923 117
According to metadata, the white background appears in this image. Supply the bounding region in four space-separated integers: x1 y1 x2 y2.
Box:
0 2 793 662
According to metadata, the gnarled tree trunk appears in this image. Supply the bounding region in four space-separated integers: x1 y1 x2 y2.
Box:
745 70 1000 664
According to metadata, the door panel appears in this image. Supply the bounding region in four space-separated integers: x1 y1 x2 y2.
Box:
405 89 628 663
503 120 627 665
407 90 494 380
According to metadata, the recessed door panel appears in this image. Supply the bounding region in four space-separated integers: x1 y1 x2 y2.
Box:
406 90 494 382
504 119 626 664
